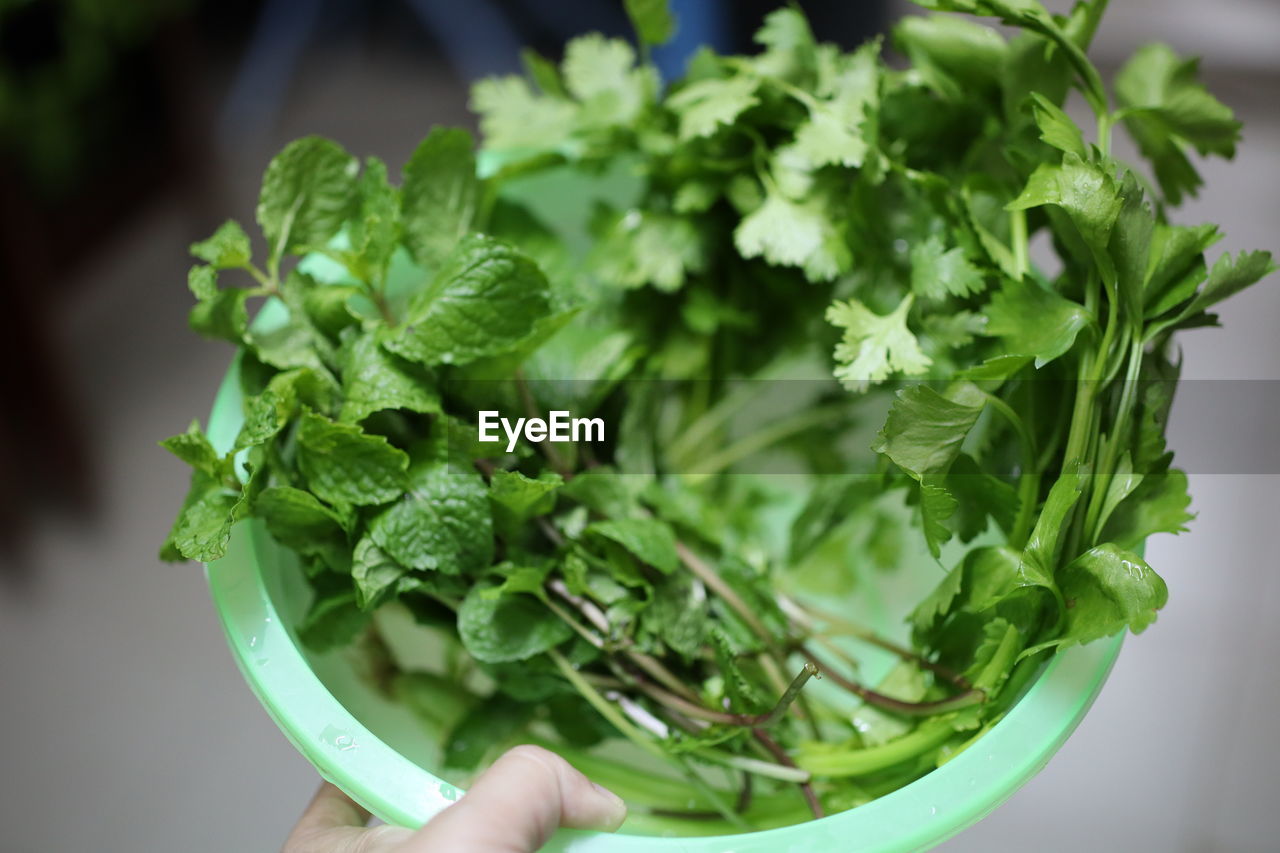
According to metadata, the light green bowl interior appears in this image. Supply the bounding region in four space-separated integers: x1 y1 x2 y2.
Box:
204 356 1120 852
201 156 1121 850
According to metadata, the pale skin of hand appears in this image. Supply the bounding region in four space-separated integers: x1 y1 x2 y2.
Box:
282 744 628 853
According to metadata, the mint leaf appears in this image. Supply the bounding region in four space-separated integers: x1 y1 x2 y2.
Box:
385 234 551 367
457 584 572 663
160 461 261 563
347 156 400 282
296 411 409 506
369 450 493 573
256 136 359 260
827 294 931 390
401 128 478 268
443 693 533 770
351 536 411 610
297 585 369 653
643 573 708 659
190 220 252 270
160 420 224 476
188 268 249 344
587 517 679 574
489 469 563 533
338 333 440 424
560 467 638 520
255 486 351 572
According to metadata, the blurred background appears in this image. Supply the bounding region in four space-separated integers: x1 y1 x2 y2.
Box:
0 0 1276 850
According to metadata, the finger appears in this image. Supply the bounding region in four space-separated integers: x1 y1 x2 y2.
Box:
402 745 627 853
282 781 413 853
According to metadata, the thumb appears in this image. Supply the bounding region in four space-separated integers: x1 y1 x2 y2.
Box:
401 745 627 853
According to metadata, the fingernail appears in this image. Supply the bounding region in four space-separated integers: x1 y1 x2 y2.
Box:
589 782 628 831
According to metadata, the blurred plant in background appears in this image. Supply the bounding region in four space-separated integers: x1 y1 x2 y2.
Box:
0 0 193 197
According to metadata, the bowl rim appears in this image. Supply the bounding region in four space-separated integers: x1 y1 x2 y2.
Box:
205 350 1122 853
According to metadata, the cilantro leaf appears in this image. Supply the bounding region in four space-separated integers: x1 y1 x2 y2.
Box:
910 235 986 301
1115 44 1242 204
919 480 959 558
667 76 760 140
1029 92 1086 159
873 383 986 480
735 189 850 282
827 294 931 390
470 75 575 152
1007 152 1122 277
1100 469 1194 550
591 209 707 292
1142 222 1220 318
561 34 654 128
787 43 879 169
983 276 1091 366
1056 544 1168 647
893 14 1006 100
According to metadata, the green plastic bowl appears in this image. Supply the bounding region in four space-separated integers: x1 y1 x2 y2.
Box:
203 345 1122 852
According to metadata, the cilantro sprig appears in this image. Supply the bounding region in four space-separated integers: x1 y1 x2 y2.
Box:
162 0 1272 831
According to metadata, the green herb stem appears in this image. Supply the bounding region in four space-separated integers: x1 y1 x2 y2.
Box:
786 599 971 690
549 649 669 762
689 404 850 478
753 728 824 819
676 542 774 646
1010 208 1029 280
796 722 956 778
805 648 985 717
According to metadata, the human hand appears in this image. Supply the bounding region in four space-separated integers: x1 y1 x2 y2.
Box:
282 744 628 853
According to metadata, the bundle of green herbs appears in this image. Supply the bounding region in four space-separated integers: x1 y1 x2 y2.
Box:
161 0 1273 833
